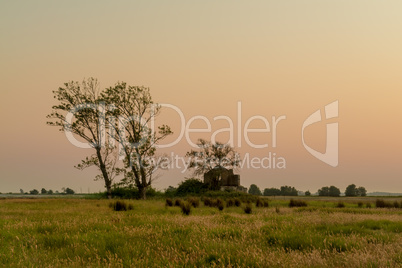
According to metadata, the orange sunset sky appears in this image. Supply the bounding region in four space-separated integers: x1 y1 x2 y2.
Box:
1 1 401 193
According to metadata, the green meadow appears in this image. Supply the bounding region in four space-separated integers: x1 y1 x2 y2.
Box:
0 197 401 267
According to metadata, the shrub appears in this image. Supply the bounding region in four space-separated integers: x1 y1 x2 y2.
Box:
393 201 400 208
164 186 177 197
218 203 224 211
174 199 183 207
209 199 218 207
289 199 307 207
216 198 224 208
263 200 269 207
110 200 133 211
366 203 372 208
165 198 173 207
357 202 364 208
234 198 241 207
107 187 160 199
376 199 386 208
376 199 394 208
203 197 212 207
226 199 234 207
176 178 208 196
187 197 200 208
244 204 252 214
256 198 264 208
180 202 191 215
336 202 345 208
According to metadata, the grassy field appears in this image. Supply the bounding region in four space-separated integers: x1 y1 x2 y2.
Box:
0 197 401 267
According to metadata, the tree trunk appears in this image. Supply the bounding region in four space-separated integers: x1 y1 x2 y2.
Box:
96 148 112 199
106 184 112 199
138 186 147 200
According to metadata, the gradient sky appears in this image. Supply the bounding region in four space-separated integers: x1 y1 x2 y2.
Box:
1 1 401 194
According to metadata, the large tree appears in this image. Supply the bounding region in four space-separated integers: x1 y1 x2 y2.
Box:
345 184 357 197
102 83 172 199
47 78 121 199
186 139 240 190
318 186 341 197
248 184 262 196
329 186 341 197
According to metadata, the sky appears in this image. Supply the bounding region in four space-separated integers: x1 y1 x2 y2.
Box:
0 1 401 194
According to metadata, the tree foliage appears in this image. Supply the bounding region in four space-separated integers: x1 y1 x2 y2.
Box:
64 188 75 194
47 79 171 199
263 188 281 196
345 184 357 197
280 186 298 196
30 189 39 195
318 186 341 197
248 184 262 196
345 184 367 197
47 78 120 198
102 83 172 199
175 178 208 196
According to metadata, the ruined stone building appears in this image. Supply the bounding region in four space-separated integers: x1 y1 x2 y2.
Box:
203 166 246 192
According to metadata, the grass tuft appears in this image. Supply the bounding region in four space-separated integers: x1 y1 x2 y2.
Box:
174 199 183 207
289 199 307 207
187 197 200 208
180 202 192 215
336 202 345 208
165 198 173 207
244 204 252 214
234 198 242 207
109 200 132 211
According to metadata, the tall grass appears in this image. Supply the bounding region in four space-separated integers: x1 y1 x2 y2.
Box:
0 198 401 267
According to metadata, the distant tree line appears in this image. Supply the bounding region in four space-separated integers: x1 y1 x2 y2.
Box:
317 184 366 197
246 183 367 197
162 180 369 198
20 188 75 195
248 184 299 196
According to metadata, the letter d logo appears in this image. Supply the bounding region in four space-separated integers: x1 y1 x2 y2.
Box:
302 101 338 167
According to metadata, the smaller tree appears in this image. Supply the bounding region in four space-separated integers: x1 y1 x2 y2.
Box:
345 184 357 197
30 189 39 195
357 186 367 197
248 184 262 196
318 186 340 197
263 188 281 196
41 188 47 195
305 190 311 196
329 186 341 197
20 189 24 194
64 188 75 195
318 186 330 196
280 186 298 196
48 190 54 195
